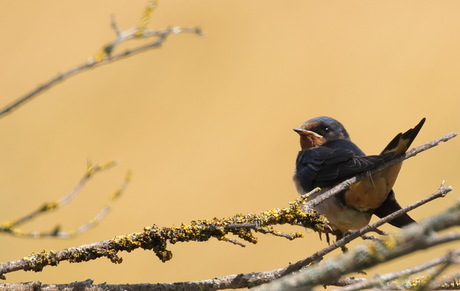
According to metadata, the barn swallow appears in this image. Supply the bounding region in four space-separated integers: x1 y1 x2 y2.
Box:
293 116 425 237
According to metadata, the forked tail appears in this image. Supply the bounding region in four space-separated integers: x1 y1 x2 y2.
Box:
381 118 426 157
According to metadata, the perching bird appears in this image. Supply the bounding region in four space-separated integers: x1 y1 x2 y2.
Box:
293 116 425 237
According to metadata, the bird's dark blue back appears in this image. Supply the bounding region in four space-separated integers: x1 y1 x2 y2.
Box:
295 139 387 192
324 139 365 155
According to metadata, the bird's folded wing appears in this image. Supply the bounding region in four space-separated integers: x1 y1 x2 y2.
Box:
296 146 391 188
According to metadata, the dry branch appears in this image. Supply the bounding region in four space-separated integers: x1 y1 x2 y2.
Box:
0 161 129 239
0 2 202 118
337 249 460 290
86 183 451 291
2 197 458 290
254 202 460 291
0 192 327 280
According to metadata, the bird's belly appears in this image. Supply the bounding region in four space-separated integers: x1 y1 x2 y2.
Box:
306 192 372 234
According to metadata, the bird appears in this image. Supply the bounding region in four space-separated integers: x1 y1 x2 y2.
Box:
293 116 425 237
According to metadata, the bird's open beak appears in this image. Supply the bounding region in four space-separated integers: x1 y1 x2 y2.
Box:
293 128 323 138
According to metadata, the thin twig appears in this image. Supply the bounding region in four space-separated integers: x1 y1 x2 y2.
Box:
66 170 132 238
0 161 129 239
0 18 202 118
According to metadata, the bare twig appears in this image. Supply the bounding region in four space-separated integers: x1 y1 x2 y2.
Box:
0 161 129 238
69 170 131 238
0 3 202 118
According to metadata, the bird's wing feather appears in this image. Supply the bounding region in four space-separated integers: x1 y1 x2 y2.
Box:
296 142 390 191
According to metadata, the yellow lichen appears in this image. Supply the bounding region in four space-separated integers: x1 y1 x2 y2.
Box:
382 235 398 249
137 0 158 35
39 202 59 212
1 220 16 230
18 196 328 272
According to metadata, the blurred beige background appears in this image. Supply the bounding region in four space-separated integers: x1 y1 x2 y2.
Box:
0 0 459 286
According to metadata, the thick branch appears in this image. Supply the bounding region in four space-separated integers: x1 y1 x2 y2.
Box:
338 248 460 290
129 183 453 291
278 181 452 277
0 193 326 280
254 202 460 291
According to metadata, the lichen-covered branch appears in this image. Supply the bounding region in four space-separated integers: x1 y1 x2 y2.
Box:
337 249 460 290
0 161 129 238
2 197 458 290
254 201 460 291
94 182 449 291
0 184 452 286
277 181 453 277
0 192 328 280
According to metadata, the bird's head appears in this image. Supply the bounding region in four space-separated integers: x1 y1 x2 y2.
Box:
294 116 350 149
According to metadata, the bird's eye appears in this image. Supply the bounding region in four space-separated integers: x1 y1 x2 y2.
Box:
323 126 331 133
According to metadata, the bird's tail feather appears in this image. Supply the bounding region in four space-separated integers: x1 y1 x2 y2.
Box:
380 118 426 157
374 190 416 228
